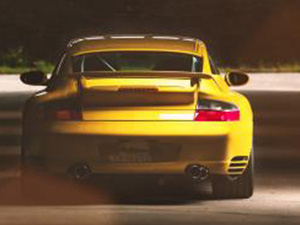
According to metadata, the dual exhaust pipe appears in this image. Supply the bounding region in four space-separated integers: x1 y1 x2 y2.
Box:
185 164 210 181
68 163 209 182
68 164 92 180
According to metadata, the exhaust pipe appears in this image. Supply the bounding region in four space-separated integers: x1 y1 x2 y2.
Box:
68 164 92 180
185 164 209 181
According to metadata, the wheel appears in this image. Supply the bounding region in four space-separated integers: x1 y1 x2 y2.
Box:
212 155 254 199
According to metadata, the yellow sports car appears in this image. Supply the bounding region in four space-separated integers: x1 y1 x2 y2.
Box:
20 35 253 199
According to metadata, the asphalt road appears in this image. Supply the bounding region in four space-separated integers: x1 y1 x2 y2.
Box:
0 75 299 225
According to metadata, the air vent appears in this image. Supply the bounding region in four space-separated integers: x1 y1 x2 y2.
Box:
229 163 247 167
228 168 245 173
228 156 249 175
231 156 248 161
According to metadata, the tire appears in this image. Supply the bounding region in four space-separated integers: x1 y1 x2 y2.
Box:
212 155 254 199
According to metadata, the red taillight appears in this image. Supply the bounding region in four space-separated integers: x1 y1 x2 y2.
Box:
194 109 240 121
53 109 82 121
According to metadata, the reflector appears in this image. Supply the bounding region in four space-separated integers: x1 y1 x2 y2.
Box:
54 110 81 120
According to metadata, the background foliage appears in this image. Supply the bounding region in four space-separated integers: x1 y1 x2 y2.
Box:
0 0 299 70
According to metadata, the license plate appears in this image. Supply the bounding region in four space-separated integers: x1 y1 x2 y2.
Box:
98 140 153 163
98 139 181 163
108 151 152 163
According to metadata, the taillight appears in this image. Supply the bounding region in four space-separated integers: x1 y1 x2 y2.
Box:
54 109 82 121
194 99 240 121
43 99 82 121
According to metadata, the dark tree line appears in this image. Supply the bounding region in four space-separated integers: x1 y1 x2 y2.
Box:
0 0 299 66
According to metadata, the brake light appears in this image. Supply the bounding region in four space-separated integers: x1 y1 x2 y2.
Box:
194 109 240 121
194 99 240 121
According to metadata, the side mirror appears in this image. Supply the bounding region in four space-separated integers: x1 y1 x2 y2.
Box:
225 71 249 86
20 70 48 86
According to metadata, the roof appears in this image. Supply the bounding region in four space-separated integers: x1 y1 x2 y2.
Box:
67 35 205 56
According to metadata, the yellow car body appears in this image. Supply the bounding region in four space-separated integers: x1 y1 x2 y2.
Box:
21 35 253 198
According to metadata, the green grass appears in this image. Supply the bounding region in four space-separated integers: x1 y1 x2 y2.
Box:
0 47 55 74
33 60 55 73
0 61 55 74
222 62 300 73
1 62 300 74
0 66 31 74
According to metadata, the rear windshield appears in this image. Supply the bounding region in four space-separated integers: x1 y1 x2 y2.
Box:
72 51 203 73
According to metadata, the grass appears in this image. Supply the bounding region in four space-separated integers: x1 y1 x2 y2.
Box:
0 61 55 74
0 66 32 74
0 47 55 74
1 47 300 74
1 62 300 74
222 62 300 73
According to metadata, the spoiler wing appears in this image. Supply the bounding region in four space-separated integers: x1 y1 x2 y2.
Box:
73 71 213 87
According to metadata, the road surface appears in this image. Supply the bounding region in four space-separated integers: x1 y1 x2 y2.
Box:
0 74 299 225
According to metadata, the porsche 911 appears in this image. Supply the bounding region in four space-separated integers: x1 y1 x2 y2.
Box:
20 35 253 199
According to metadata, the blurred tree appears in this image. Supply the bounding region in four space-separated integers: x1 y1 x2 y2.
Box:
0 0 298 66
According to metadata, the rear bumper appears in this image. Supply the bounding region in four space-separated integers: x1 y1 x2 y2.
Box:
37 120 252 176
49 120 232 136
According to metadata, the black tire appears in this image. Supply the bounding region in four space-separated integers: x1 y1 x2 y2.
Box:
212 156 254 199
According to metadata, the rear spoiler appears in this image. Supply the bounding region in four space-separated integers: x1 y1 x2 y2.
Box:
73 71 213 87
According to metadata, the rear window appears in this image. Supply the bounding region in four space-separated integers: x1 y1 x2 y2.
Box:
72 51 203 73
